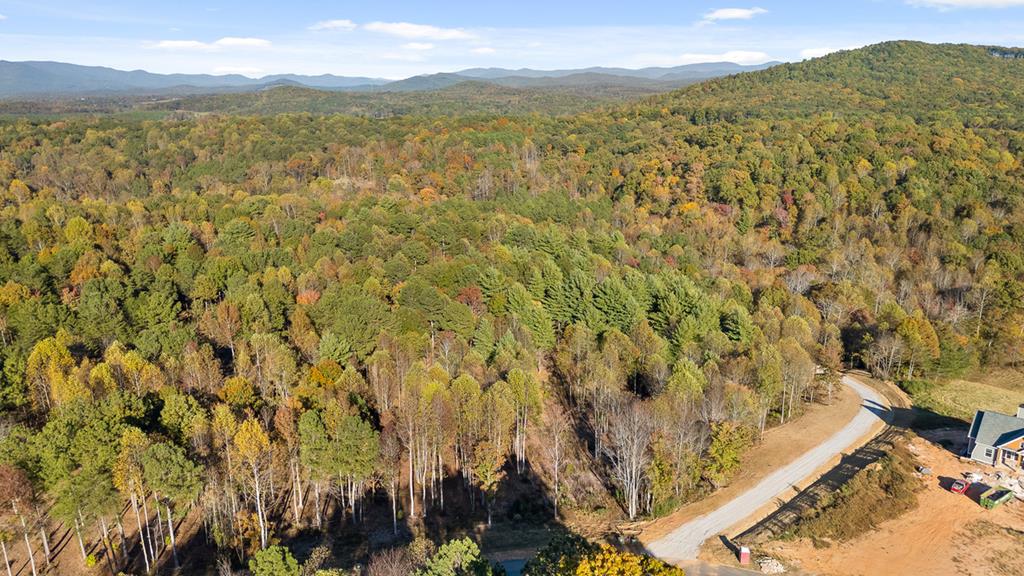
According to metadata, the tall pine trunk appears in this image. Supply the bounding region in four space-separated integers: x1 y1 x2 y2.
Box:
154 497 165 558
12 505 37 576
115 519 127 566
73 515 87 563
141 493 156 561
167 504 179 569
1 539 12 576
39 528 50 567
291 460 303 526
251 464 268 549
390 481 398 535
99 517 114 576
131 492 151 573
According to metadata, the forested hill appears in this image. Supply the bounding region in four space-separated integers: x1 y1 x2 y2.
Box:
148 82 662 117
655 41 1024 126
0 40 1023 575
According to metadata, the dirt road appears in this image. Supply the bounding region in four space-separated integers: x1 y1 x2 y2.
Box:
646 374 890 561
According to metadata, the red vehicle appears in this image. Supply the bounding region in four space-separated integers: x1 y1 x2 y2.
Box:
950 480 970 494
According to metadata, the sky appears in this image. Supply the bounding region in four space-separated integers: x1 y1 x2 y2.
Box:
1 0 1024 78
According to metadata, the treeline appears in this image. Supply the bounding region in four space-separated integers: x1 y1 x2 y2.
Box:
0 40 1022 573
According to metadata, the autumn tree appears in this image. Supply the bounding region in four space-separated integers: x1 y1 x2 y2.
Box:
234 417 272 549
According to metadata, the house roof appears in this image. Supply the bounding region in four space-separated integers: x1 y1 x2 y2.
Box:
969 410 1024 448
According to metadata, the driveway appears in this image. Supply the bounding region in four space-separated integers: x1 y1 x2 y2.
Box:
674 560 764 575
646 374 890 561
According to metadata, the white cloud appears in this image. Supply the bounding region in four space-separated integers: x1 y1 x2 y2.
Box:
308 19 356 31
402 42 435 51
213 66 263 76
149 37 271 51
0 14 7 20
471 47 496 55
214 37 271 47
908 0 1024 7
364 21 474 40
703 7 768 22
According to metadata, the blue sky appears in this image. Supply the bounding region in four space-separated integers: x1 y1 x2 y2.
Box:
1 0 1023 78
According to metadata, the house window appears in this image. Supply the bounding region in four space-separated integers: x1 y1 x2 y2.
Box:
985 448 994 458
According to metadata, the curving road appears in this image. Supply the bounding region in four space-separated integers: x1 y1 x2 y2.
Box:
646 374 890 561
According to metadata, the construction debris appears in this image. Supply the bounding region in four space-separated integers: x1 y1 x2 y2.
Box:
757 556 786 574
1004 477 1024 501
961 470 1024 501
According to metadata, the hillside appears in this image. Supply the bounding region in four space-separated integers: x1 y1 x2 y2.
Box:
0 40 1022 575
655 41 1024 126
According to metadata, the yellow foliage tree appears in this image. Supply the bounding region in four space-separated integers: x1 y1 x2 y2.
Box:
235 417 272 549
26 329 84 411
575 545 685 576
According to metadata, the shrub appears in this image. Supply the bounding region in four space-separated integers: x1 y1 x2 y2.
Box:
250 545 301 576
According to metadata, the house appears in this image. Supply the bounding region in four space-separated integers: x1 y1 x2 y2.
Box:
966 405 1024 469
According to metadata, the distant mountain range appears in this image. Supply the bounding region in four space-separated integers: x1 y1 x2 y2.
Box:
0 60 780 98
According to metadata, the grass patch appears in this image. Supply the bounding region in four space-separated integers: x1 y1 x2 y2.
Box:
791 439 921 543
904 378 1024 423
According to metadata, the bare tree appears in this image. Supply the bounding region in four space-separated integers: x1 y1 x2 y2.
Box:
543 410 572 518
367 547 415 576
217 555 236 576
867 333 904 381
761 240 786 269
784 265 819 295
435 331 466 376
604 397 653 520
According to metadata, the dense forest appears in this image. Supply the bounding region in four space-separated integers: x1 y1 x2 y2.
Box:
0 82 661 119
0 40 1022 575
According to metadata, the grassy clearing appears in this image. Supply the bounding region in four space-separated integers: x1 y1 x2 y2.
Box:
906 378 1024 423
789 439 921 543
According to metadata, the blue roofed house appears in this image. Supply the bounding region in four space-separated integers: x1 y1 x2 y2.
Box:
966 405 1024 469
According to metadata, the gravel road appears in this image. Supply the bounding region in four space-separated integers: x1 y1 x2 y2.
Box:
646 374 890 561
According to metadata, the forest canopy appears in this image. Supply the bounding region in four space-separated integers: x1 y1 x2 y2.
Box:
0 40 1022 573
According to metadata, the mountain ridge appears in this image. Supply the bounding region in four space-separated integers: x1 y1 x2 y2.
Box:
0 59 779 98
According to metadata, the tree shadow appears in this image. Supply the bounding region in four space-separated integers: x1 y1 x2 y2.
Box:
162 455 571 574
